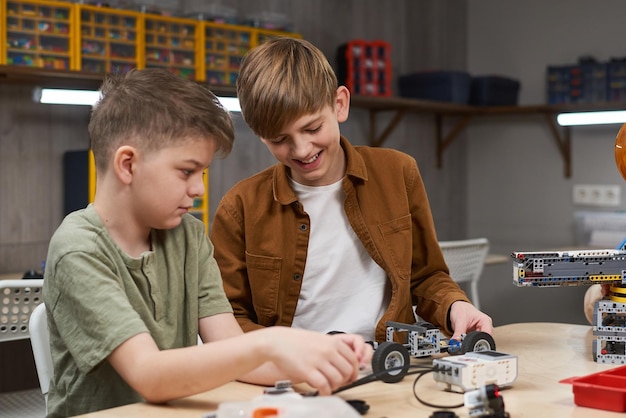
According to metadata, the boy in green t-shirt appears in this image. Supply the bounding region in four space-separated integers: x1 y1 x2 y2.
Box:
43 68 371 417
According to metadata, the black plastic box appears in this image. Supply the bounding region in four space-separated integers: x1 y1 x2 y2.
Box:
470 76 520 106
63 150 89 216
398 71 471 104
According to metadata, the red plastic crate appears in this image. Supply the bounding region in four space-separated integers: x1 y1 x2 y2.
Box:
336 39 392 97
560 365 626 412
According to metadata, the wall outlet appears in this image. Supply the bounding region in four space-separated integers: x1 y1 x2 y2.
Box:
573 184 621 207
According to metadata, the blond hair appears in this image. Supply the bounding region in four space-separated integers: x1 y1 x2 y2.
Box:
236 37 338 139
89 68 234 172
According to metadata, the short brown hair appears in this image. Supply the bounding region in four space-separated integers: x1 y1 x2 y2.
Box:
236 37 338 139
89 68 234 172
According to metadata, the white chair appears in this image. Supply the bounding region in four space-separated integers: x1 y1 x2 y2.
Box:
0 279 44 342
29 303 53 408
438 238 490 310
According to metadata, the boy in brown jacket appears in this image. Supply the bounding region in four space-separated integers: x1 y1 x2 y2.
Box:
211 38 493 343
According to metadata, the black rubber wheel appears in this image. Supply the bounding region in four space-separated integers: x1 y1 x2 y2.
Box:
371 341 410 383
458 331 496 354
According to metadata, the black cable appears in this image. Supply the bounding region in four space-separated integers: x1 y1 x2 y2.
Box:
332 364 434 394
331 362 496 412
331 363 465 411
332 367 405 394
412 369 465 410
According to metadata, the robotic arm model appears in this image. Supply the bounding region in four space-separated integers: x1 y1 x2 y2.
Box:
510 123 626 364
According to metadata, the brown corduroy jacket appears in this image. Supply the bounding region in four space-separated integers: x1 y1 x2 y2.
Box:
211 136 470 342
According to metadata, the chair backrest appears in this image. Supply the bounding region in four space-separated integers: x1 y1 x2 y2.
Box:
29 303 53 406
0 279 44 342
438 238 490 310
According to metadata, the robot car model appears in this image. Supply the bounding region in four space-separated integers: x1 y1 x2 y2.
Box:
371 320 496 382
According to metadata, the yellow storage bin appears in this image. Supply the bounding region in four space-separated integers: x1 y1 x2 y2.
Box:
201 22 300 86
2 0 74 69
0 0 4 64
143 14 201 80
76 4 141 74
202 22 252 86
256 28 301 45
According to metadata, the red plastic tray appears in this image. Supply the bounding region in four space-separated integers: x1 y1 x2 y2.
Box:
560 365 626 412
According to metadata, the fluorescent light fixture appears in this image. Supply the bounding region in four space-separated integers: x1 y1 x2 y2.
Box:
557 110 626 126
217 96 241 112
33 87 241 112
34 87 101 106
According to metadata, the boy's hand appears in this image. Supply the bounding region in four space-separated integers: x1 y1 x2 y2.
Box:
449 301 494 341
584 284 609 324
332 333 373 368
260 327 372 395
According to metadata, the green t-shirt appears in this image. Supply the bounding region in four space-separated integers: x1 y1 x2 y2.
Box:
43 204 233 417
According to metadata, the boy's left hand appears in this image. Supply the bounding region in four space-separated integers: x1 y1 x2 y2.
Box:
449 301 494 341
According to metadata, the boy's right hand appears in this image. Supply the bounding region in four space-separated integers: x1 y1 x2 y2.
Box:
259 327 372 395
584 284 609 324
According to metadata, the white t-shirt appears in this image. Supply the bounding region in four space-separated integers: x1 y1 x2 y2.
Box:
290 178 389 341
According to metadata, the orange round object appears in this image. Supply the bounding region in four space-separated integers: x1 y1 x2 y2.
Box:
615 123 626 180
253 407 279 418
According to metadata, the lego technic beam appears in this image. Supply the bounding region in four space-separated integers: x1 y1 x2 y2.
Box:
511 249 626 287
511 248 626 364
592 298 626 364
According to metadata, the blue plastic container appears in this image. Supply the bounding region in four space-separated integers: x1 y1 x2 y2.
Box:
470 76 520 106
398 70 471 104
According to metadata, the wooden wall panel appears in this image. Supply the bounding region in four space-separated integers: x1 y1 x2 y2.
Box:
0 84 90 273
208 114 276 222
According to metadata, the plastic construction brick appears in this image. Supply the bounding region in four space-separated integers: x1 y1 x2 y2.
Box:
560 365 626 412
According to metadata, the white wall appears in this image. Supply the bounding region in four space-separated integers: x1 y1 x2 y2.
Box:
467 0 626 325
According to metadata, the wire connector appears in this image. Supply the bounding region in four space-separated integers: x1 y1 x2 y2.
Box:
464 384 510 418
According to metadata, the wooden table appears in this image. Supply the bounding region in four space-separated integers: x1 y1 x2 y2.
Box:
484 253 509 265
76 322 626 417
0 272 23 280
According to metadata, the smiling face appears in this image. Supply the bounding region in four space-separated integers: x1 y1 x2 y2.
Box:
129 138 216 231
261 87 350 187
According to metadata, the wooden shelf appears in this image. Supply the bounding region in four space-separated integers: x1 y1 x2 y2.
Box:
0 64 238 96
2 64 625 178
0 65 103 88
351 95 626 177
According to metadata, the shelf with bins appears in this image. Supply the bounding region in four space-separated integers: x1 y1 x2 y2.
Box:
352 95 626 178
2 0 74 69
144 15 200 80
2 63 624 180
202 22 253 86
76 4 140 74
2 0 302 84
256 28 299 45
202 23 300 87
